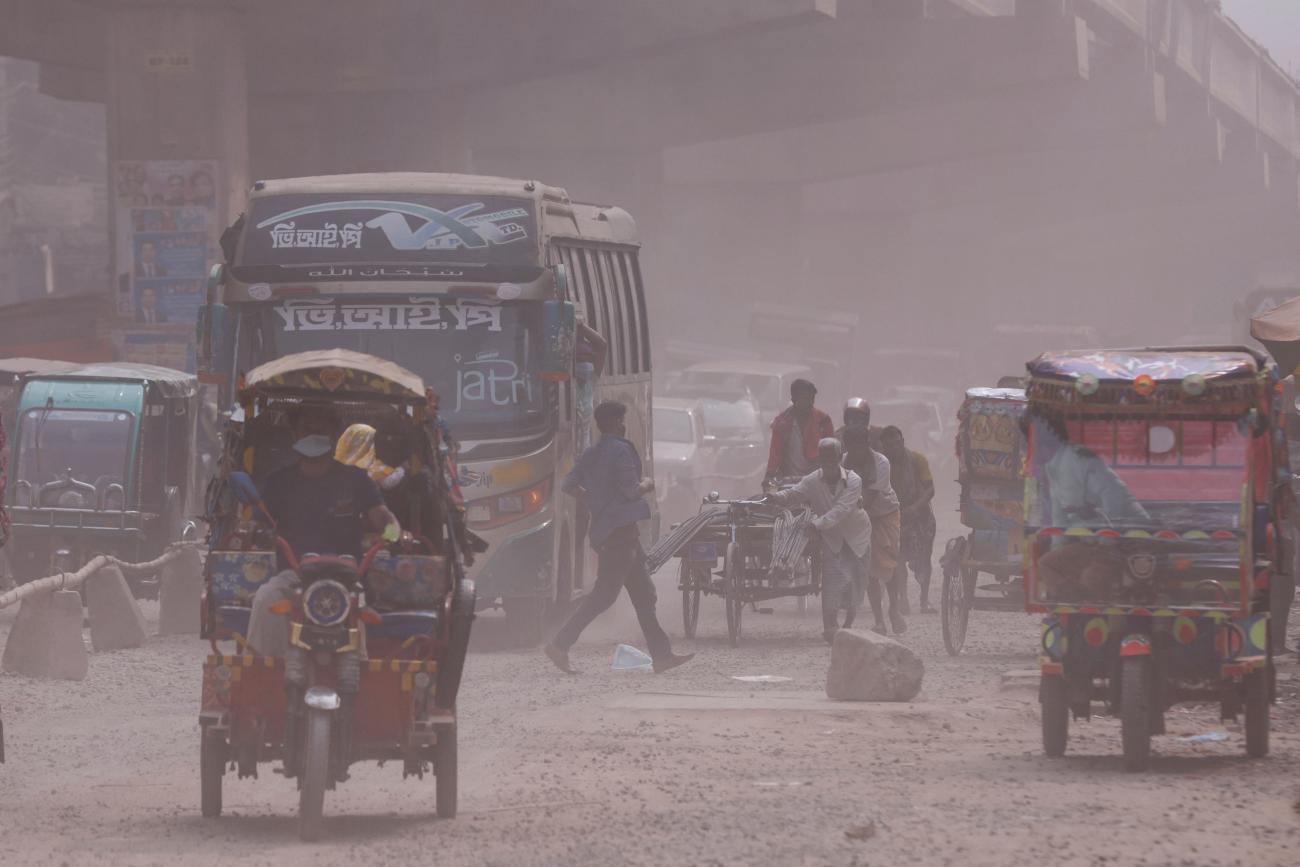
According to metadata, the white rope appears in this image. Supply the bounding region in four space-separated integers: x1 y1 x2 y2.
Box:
0 542 200 611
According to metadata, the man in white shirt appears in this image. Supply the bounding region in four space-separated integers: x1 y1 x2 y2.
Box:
768 438 872 644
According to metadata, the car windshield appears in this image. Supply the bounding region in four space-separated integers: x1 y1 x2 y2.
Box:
654 408 695 444
697 399 760 438
262 296 546 439
677 371 783 411
15 409 133 492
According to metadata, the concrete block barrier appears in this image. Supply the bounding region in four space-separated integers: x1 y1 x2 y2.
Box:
86 566 148 652
1 590 89 680
157 546 202 636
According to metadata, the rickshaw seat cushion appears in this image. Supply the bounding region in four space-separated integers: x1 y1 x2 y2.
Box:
208 550 278 607
364 553 449 612
215 605 252 639
367 609 441 639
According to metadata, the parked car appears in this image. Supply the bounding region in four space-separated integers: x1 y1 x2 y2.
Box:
666 360 814 426
653 395 766 525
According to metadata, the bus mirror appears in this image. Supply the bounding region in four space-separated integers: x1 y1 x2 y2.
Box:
541 299 576 383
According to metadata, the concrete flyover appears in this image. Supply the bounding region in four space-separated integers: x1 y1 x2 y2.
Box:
0 0 1296 382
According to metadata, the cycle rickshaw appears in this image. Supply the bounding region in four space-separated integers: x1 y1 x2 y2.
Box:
939 387 1028 655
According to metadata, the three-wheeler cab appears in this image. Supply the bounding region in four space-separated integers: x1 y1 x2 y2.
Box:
4 362 200 596
1024 348 1282 770
198 349 476 839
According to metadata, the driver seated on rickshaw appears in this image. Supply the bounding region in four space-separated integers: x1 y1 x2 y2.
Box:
1031 411 1149 600
245 406 403 658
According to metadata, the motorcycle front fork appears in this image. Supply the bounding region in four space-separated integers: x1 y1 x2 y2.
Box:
282 647 360 782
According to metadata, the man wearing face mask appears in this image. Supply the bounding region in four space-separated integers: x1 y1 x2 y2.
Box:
245 406 401 657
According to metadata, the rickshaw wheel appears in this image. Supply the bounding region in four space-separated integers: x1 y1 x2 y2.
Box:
724 542 743 647
200 727 225 818
1120 656 1152 772
1244 667 1270 758
435 724 458 818
941 566 974 656
299 710 331 841
1040 675 1069 757
680 560 701 639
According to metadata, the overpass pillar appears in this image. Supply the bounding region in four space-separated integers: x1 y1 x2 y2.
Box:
105 3 249 320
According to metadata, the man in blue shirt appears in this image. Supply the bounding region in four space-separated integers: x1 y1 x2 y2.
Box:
545 401 694 674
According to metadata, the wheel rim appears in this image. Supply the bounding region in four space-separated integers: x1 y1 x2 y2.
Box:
942 567 971 655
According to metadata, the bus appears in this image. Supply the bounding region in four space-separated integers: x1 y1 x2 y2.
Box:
199 173 654 642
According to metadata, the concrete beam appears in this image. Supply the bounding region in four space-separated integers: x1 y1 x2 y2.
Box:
434 0 836 91
0 0 104 72
460 12 1085 154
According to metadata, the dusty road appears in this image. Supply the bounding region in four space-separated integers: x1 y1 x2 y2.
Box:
2 560 1299 867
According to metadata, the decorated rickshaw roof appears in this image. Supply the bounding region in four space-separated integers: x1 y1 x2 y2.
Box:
1026 349 1262 383
243 349 425 401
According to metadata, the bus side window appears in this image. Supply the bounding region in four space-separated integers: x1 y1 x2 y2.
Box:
614 251 643 374
578 248 615 374
596 250 629 377
629 253 651 373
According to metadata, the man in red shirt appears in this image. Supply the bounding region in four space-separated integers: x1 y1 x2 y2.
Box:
765 379 835 484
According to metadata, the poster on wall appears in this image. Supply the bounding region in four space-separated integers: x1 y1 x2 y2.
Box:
113 160 220 329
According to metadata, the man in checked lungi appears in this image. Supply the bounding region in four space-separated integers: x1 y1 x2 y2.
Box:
766 438 872 644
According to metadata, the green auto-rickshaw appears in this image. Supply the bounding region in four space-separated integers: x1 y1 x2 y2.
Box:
4 362 202 596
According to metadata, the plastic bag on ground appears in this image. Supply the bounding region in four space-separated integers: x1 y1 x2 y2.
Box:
611 644 653 671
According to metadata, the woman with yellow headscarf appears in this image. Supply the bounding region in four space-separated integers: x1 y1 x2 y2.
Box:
335 423 406 490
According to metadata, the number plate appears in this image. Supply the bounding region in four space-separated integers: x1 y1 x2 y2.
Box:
686 542 717 563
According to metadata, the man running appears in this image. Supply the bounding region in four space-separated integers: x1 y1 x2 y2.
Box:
545 400 694 674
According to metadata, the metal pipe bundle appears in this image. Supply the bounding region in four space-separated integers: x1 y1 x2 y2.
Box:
645 507 726 574
769 508 812 574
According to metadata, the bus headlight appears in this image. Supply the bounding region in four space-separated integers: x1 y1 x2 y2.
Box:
467 478 551 530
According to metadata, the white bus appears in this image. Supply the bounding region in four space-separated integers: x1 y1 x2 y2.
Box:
201 173 653 642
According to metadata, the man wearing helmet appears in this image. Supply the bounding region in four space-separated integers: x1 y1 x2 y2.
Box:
766 437 872 644
840 398 907 635
765 379 835 484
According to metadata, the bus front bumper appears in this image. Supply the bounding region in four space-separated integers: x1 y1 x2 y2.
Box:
470 520 554 606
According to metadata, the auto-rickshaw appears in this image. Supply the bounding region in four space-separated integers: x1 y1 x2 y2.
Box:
1024 347 1281 770
198 349 476 839
4 361 201 596
939 386 1028 655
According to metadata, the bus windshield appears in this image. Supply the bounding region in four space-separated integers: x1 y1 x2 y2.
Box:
262 296 547 438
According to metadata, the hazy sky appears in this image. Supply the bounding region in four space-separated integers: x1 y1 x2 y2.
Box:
1222 0 1300 77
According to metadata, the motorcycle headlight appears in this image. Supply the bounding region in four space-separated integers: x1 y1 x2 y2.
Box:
302 579 352 627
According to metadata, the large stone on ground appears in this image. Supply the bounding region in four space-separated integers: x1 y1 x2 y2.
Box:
86 566 148 651
1 590 89 680
158 546 202 635
826 628 923 702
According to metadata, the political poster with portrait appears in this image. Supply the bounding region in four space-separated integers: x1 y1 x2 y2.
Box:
113 160 220 325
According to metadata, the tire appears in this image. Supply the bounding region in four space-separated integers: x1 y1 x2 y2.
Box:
200 727 225 818
299 710 331 842
503 596 547 648
724 542 743 647
680 560 701 639
941 565 974 656
434 724 458 819
1120 655 1152 772
1244 667 1270 758
1040 675 1069 757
